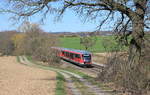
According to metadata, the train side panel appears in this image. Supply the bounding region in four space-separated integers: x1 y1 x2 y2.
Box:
60 50 85 65
52 47 92 66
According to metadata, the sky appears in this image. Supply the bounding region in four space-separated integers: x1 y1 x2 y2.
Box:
0 11 113 33
0 1 114 33
0 0 149 33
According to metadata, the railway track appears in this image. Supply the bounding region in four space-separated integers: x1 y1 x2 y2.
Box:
84 63 105 74
61 59 105 77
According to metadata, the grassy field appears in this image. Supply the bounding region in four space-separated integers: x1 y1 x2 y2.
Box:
60 36 126 53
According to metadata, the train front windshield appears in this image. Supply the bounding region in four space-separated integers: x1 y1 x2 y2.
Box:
83 54 91 62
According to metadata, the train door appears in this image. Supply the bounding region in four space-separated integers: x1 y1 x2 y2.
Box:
75 54 81 63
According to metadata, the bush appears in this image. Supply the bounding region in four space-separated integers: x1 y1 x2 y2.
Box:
0 31 17 55
98 46 150 95
48 49 61 64
24 31 60 64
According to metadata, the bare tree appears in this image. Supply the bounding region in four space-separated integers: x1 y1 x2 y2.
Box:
2 0 150 64
19 21 59 63
80 36 96 50
11 33 26 55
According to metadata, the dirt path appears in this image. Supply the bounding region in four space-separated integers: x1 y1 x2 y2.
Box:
19 56 113 95
0 56 56 95
60 72 82 95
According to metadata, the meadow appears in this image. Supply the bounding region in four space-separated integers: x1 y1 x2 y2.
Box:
60 36 126 53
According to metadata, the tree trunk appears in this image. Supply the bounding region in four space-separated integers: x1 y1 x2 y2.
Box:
129 16 144 64
85 47 88 50
128 0 146 64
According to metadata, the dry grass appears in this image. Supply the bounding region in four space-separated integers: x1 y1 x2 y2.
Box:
92 53 109 64
92 52 128 64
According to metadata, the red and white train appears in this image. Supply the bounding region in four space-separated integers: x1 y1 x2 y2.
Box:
53 47 92 66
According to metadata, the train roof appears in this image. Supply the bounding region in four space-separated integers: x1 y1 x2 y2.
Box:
53 47 91 54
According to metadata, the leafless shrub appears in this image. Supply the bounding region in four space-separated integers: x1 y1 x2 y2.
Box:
80 36 97 50
98 42 150 95
17 22 60 64
48 49 61 64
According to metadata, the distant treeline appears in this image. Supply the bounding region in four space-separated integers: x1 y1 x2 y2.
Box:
0 29 59 63
52 31 150 37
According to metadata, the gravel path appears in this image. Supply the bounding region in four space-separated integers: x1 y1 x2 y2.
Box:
0 56 56 95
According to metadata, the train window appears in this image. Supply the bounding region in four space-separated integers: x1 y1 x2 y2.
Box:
75 54 77 58
69 53 72 58
83 54 91 60
78 54 81 58
68 53 70 57
72 54 75 58
70 53 74 59
75 54 80 58
66 52 68 56
65 52 67 56
67 52 69 57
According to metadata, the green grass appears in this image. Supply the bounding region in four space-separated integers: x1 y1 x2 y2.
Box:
55 73 66 95
16 56 20 63
26 56 32 61
60 34 150 52
60 36 127 53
